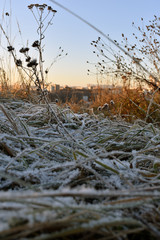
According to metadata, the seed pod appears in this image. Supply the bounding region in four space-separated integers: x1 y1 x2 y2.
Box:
27 59 38 67
16 59 22 67
102 103 109 110
32 41 40 48
7 46 14 52
110 100 115 105
97 106 102 111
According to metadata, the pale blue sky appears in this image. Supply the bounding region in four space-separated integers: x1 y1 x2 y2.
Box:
0 0 160 86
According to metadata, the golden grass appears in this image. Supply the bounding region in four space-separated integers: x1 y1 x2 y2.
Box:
67 86 160 125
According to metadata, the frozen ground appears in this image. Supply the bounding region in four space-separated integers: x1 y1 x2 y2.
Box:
0 99 160 239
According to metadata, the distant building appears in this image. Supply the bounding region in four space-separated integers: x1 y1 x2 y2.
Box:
87 84 114 89
73 86 81 89
51 85 55 92
51 84 60 92
87 84 96 90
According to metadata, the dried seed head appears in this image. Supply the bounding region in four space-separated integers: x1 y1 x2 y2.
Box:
97 106 102 111
110 100 115 105
19 47 29 53
32 40 40 48
52 9 57 13
7 46 14 52
16 59 22 67
26 56 31 62
38 5 45 8
27 59 38 68
39 7 44 11
48 6 52 11
28 4 34 9
102 103 109 110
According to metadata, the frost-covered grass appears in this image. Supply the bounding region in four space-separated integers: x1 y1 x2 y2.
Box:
0 99 160 239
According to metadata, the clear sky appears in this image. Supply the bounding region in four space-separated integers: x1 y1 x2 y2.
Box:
0 0 160 87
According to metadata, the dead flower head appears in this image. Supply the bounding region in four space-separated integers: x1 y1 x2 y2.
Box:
19 47 29 53
110 100 115 105
32 41 40 48
26 56 31 62
102 103 109 110
97 106 102 111
7 46 14 52
16 59 22 67
27 59 38 68
28 4 34 10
